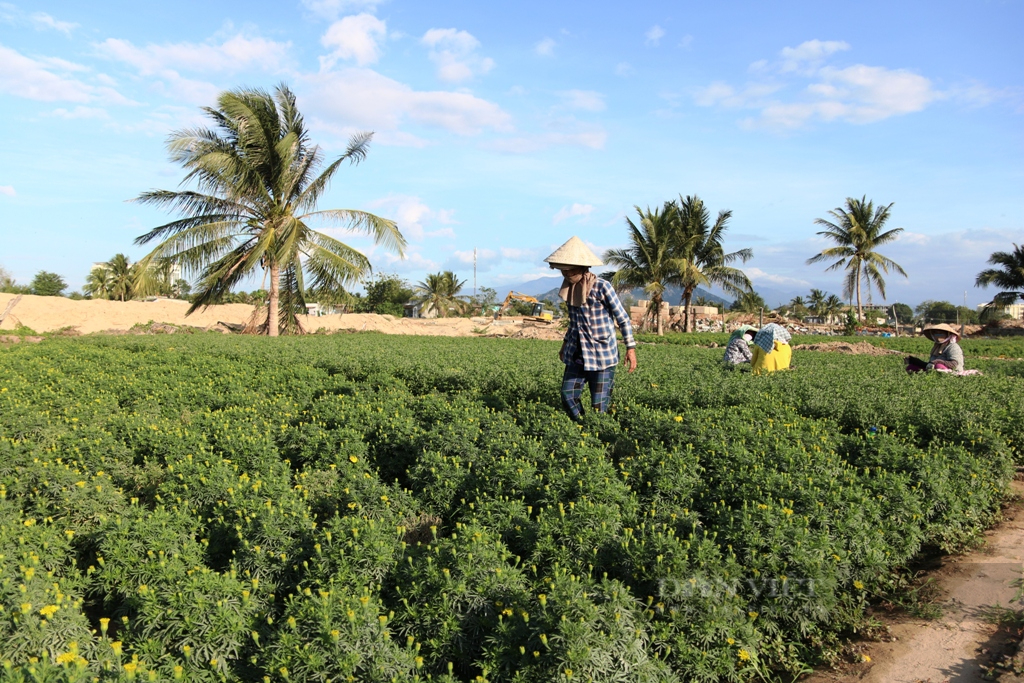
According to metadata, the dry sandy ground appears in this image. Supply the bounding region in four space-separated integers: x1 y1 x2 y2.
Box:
0 293 565 339
793 341 905 356
806 480 1024 683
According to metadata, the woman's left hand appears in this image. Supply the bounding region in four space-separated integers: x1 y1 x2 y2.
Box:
624 348 637 373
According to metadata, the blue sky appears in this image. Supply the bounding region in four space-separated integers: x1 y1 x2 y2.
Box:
1 0 1022 307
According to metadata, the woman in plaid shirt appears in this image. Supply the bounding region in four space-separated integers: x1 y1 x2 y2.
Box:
544 237 638 420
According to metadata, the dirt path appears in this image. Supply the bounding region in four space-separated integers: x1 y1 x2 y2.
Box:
807 481 1024 682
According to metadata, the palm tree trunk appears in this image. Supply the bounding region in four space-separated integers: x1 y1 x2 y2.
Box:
683 289 694 333
856 263 863 322
655 295 664 336
267 261 280 337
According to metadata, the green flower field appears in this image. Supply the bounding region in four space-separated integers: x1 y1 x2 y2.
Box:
1 334 1022 682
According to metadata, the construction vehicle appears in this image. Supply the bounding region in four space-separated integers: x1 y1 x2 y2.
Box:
495 292 554 322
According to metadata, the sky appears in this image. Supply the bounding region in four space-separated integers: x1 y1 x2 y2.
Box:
1 0 1022 308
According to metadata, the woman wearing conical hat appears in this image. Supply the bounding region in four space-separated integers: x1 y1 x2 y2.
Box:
905 323 964 373
544 236 637 420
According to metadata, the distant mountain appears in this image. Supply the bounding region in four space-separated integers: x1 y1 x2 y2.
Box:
501 275 563 297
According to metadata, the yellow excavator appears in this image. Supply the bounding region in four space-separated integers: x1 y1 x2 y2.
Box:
495 292 554 322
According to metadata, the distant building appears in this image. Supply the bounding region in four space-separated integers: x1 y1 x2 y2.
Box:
689 305 719 317
978 302 1024 320
403 302 437 319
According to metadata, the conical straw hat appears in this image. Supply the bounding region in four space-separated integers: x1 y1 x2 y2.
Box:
922 323 960 340
544 236 604 268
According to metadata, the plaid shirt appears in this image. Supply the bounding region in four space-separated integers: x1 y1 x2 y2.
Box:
562 278 636 371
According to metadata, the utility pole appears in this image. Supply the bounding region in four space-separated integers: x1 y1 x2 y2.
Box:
892 303 900 337
473 247 477 297
962 290 967 337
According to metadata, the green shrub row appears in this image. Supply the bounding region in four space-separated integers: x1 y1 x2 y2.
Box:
0 335 1020 682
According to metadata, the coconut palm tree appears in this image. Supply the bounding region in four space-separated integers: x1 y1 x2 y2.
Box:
84 266 113 300
807 288 827 317
603 203 678 335
133 84 405 336
787 295 807 320
822 293 845 325
671 195 753 332
730 289 766 314
104 254 138 302
807 196 907 322
976 243 1024 308
415 271 468 318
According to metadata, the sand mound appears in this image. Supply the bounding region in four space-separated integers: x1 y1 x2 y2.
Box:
794 341 903 356
487 322 564 340
0 293 566 340
0 293 256 335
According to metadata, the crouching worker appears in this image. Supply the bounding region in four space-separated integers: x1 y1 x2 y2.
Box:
723 325 757 366
545 236 638 420
905 323 964 373
751 323 792 375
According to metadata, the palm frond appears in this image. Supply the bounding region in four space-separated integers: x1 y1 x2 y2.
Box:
302 209 405 256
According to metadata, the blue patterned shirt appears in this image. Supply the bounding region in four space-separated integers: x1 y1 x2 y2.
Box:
562 278 636 371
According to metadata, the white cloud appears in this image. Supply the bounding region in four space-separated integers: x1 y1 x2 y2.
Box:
1 6 77 34
421 28 494 82
614 62 632 77
450 248 493 265
442 246 542 275
301 0 383 20
946 82 1024 111
693 82 780 108
499 247 541 261
897 232 931 246
94 33 292 106
320 13 387 67
553 203 594 224
645 25 665 46
0 185 15 197
30 11 76 34
380 247 439 274
696 40 941 129
678 34 693 49
300 67 513 142
557 89 605 112
486 129 607 153
535 37 556 57
95 34 292 74
779 39 850 73
0 45 132 104
813 64 937 122
745 267 810 287
366 195 457 241
49 106 110 120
